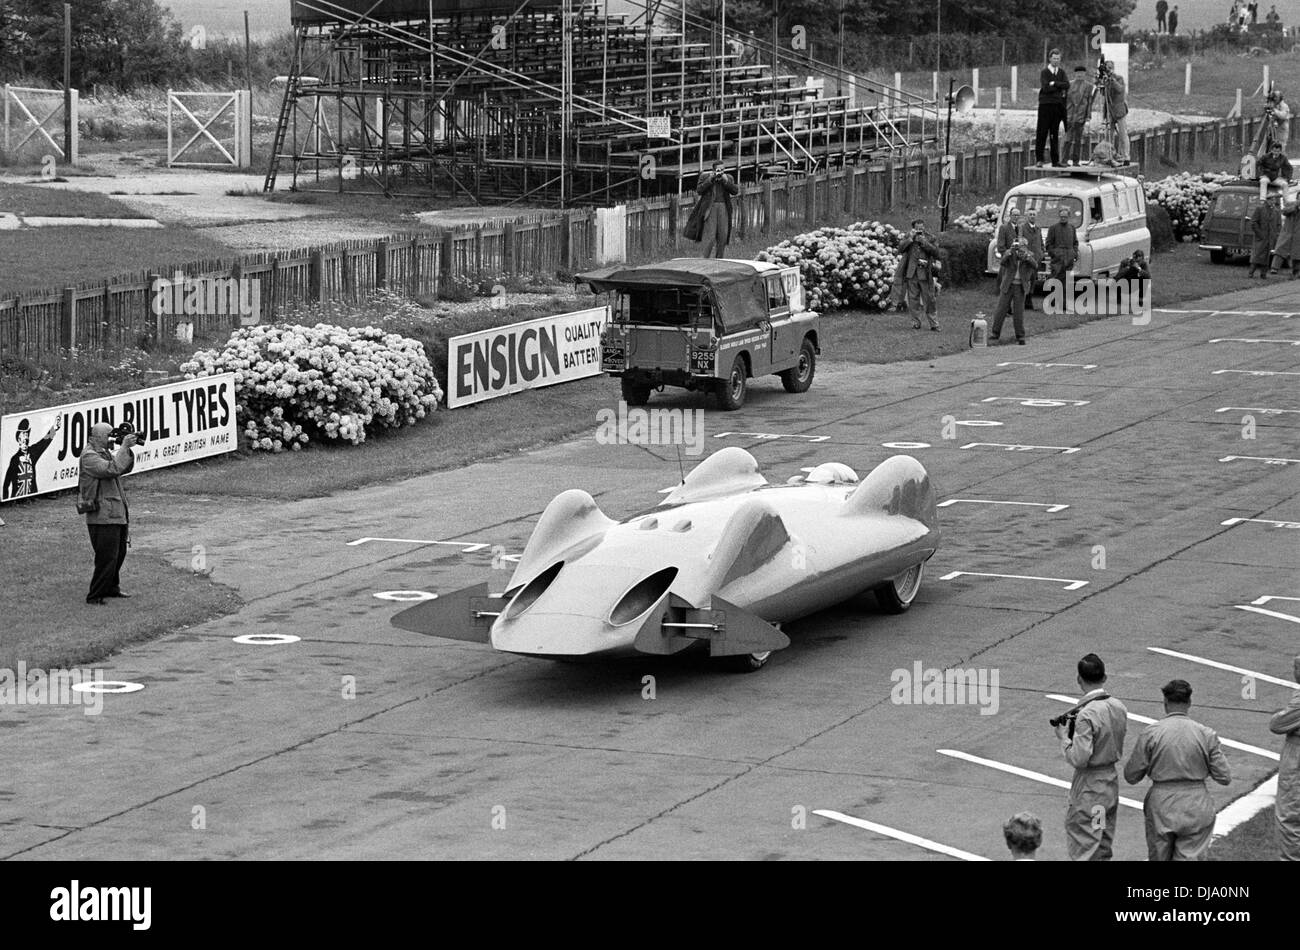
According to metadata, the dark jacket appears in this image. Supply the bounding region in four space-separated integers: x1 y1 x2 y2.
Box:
1258 152 1293 181
1066 76 1095 126
1252 199 1282 265
695 170 739 237
1046 221 1079 265
996 222 1038 290
78 443 134 526
1038 65 1070 106
896 232 941 281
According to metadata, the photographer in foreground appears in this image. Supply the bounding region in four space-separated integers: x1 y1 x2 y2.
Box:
1054 653 1129 860
78 421 139 605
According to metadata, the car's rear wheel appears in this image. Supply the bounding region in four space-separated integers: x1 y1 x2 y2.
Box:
780 338 817 393
1209 248 1227 264
874 562 924 613
717 355 748 411
621 376 651 406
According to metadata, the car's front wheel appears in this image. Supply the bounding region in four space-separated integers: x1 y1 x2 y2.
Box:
780 338 816 393
719 650 771 673
874 562 924 613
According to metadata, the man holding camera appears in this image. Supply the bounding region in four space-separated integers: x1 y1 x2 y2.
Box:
991 207 1039 344
1101 60 1130 164
1124 679 1232 861
1056 653 1129 860
78 421 137 605
891 217 942 331
696 159 740 259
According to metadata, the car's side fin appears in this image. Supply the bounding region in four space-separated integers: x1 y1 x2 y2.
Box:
707 497 792 590
389 583 501 643
507 489 616 592
659 446 767 505
842 455 937 528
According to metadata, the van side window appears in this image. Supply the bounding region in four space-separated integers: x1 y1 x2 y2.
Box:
766 275 788 311
1113 190 1131 216
1090 196 1104 223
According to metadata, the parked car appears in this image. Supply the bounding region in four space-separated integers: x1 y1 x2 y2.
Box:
1196 177 1300 263
577 258 820 411
986 169 1151 285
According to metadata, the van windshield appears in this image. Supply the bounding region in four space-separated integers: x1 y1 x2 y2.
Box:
1004 194 1084 228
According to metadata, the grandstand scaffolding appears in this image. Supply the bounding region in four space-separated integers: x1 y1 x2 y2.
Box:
266 0 939 205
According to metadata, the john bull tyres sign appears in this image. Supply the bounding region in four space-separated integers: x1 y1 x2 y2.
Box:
447 307 609 408
0 374 238 503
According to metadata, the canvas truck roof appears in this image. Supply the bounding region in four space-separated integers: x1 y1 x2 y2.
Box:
577 259 770 332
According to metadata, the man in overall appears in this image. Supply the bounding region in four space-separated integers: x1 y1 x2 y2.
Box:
696 160 739 259
1056 653 1129 860
1124 679 1232 860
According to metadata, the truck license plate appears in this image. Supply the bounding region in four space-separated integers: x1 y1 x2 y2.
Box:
690 350 714 373
602 345 624 368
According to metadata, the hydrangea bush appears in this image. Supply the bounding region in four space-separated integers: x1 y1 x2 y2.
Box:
951 203 1000 234
181 323 442 452
1143 172 1236 241
757 220 906 312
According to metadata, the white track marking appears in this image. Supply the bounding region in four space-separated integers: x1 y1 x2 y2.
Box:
1046 695 1280 761
936 749 1144 810
1234 604 1300 625
812 810 991 861
981 396 1091 407
1219 455 1300 465
1214 776 1278 838
996 361 1098 369
940 570 1088 591
347 537 490 552
960 442 1081 454
938 499 1069 513
69 681 144 694
1209 338 1300 345
1220 517 1300 528
1147 648 1300 689
711 432 831 442
1212 369 1300 376
1215 407 1300 415
1252 595 1300 605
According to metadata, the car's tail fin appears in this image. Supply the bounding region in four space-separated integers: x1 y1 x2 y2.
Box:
389 583 502 643
842 455 937 529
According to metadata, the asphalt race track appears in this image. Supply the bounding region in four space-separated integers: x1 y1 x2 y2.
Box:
4 284 1299 861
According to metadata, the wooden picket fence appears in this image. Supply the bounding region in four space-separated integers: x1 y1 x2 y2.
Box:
0 114 1270 362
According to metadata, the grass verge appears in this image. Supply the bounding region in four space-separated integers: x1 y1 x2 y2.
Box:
0 507 241 671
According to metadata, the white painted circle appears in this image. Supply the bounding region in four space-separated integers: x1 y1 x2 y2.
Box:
232 633 301 645
1019 399 1067 407
882 441 932 449
373 590 437 602
955 420 1004 427
70 680 144 694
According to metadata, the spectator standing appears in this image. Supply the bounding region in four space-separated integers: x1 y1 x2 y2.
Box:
1124 679 1232 861
1250 2 1259 25
78 422 137 605
1065 66 1095 165
1046 206 1079 290
1269 87 1292 150
891 217 942 331
1035 48 1070 166
695 160 739 259
1157 0 1169 32
991 208 1038 345
1271 654 1300 861
1271 189 1300 275
1103 60 1130 163
1169 5 1179 33
1267 5 1280 27
1003 813 1042 860
1250 193 1282 276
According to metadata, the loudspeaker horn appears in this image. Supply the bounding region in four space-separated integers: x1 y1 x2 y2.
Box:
949 84 976 114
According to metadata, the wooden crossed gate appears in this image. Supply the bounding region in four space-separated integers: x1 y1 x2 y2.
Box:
167 90 252 168
1 84 78 163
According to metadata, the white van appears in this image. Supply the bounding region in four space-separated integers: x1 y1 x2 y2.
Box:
985 170 1152 286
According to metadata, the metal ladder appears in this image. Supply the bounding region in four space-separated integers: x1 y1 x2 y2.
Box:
263 27 305 193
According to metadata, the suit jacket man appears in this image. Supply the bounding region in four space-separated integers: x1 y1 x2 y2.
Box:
696 165 740 257
996 219 1039 290
891 225 942 329
1251 197 1282 272
1046 217 1079 279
